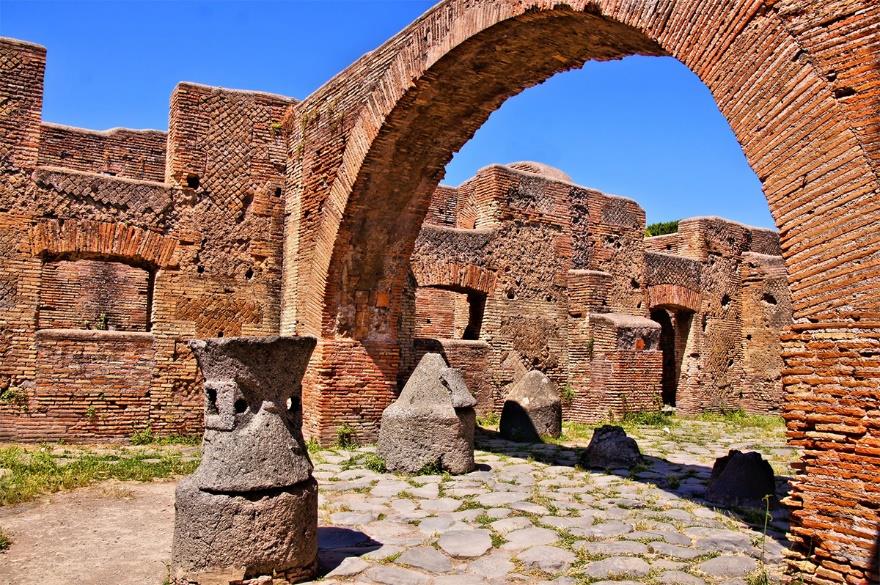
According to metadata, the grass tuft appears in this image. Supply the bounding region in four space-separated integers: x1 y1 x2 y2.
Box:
0 527 10 552
0 445 198 506
129 427 199 446
692 409 783 430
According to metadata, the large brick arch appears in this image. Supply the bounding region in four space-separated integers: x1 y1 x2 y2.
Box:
286 3 879 580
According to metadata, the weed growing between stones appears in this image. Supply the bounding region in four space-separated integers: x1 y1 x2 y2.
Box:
336 423 356 448
693 409 783 430
0 527 10 551
0 445 198 506
129 427 199 446
476 411 500 429
360 452 387 473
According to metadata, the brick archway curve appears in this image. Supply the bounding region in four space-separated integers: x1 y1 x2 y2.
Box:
410 261 496 296
647 284 701 314
287 3 879 580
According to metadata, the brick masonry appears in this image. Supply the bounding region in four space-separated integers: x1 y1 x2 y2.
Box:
0 38 294 442
0 0 878 580
407 164 793 422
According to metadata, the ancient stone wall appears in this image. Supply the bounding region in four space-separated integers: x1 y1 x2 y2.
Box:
408 164 793 422
0 38 293 441
38 124 167 182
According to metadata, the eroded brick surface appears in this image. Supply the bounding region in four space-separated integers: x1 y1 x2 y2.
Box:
0 0 877 580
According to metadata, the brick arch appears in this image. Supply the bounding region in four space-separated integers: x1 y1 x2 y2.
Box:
30 219 179 269
290 1 879 340
647 284 701 314
289 4 880 579
410 261 496 296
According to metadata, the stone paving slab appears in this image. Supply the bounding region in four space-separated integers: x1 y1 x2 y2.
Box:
309 420 794 584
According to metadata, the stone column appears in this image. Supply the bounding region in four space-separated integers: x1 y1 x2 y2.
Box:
172 336 318 584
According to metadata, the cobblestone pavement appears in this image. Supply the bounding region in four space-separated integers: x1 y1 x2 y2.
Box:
310 420 795 585
0 419 796 584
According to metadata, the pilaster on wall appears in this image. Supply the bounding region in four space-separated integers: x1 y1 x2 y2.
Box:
302 338 399 445
0 38 46 173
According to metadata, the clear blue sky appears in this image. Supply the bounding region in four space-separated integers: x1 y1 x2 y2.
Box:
0 0 774 228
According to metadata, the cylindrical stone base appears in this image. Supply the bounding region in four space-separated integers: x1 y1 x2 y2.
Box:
171 476 318 584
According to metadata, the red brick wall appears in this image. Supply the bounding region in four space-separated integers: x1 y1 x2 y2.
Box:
0 39 293 441
38 259 151 331
38 124 167 183
0 330 155 442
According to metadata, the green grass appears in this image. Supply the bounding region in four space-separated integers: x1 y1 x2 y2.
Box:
129 427 199 446
476 411 500 429
691 409 784 430
360 452 387 473
0 446 199 506
621 410 677 429
0 527 10 552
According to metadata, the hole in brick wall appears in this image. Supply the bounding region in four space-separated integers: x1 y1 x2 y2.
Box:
833 87 856 99
286 396 300 413
631 279 640 289
197 265 205 274
217 331 224 337
721 294 731 309
762 293 777 305
60 151 71 159
206 388 218 415
237 194 254 223
186 175 200 189
545 294 553 302
746 334 752 340
506 289 516 300
426 318 432 324
826 71 837 82
234 399 247 414
245 268 254 280
702 315 709 333
274 187 282 197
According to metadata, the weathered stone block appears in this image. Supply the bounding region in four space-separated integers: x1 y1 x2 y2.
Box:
579 425 642 469
499 370 561 442
378 353 476 474
706 449 775 508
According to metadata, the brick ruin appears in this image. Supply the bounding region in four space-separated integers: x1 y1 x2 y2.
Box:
0 39 791 443
0 38 293 441
406 162 793 421
1 0 879 581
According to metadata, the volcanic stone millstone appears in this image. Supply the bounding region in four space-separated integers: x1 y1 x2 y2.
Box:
580 425 642 469
706 449 776 508
499 369 562 442
378 353 476 474
172 335 318 584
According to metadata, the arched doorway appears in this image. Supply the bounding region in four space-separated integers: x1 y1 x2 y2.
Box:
649 306 695 408
283 3 880 582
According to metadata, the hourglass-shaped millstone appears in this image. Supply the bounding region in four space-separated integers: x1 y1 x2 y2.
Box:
172 336 318 584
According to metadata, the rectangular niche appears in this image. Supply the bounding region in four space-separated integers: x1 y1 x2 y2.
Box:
38 259 152 331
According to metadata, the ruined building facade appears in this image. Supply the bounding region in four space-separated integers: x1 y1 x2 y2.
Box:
2 0 879 579
0 39 292 441
0 37 791 441
405 162 792 421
